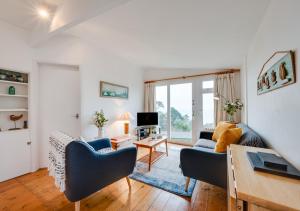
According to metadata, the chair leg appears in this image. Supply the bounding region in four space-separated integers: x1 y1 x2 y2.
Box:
75 201 80 211
185 177 190 192
126 176 131 189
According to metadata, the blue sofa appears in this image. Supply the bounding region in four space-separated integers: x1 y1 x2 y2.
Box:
180 123 265 190
64 138 137 209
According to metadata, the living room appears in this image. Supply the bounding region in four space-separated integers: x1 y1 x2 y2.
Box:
0 0 300 210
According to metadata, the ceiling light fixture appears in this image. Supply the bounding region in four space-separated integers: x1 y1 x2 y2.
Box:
37 8 50 19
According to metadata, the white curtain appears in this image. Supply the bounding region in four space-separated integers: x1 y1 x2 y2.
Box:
144 83 156 112
214 72 240 123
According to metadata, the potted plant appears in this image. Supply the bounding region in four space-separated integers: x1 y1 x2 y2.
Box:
94 110 108 138
223 99 243 122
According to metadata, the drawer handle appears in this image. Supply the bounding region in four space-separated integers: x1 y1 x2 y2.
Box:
27 141 32 145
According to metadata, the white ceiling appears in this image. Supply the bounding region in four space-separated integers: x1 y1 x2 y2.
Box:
0 0 63 30
0 0 270 69
67 0 270 69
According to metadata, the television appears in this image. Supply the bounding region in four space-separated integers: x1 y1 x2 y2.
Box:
137 112 158 127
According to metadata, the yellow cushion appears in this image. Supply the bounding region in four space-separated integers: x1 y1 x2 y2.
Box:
212 121 236 141
214 128 242 153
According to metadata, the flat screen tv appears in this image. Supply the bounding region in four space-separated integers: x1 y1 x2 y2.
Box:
137 112 158 127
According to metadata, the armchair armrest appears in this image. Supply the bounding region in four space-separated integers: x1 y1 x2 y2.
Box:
180 148 227 189
88 138 111 151
199 131 213 140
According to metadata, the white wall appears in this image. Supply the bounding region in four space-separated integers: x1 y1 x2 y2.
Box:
0 20 144 170
244 0 300 169
35 35 144 141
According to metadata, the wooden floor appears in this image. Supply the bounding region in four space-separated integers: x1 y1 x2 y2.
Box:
0 144 227 211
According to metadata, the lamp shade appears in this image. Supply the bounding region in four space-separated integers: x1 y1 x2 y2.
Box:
119 112 134 121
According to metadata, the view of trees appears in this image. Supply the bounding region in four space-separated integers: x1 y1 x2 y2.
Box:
156 101 192 132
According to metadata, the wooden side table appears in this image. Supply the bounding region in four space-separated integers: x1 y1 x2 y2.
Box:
227 144 300 211
110 136 133 150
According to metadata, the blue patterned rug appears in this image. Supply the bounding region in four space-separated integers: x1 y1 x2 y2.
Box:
129 147 197 197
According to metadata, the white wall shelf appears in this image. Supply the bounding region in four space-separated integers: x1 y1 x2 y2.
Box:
0 128 29 133
0 108 28 112
0 94 28 98
0 80 28 86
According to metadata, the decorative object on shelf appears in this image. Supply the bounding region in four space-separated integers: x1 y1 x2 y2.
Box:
16 75 24 82
23 120 28 129
93 110 108 138
257 51 295 95
0 73 7 80
100 81 129 99
118 112 134 135
9 114 23 130
214 94 243 122
8 86 16 95
0 69 28 83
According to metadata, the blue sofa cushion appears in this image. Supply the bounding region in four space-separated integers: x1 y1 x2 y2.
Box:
194 139 216 149
193 146 215 153
237 123 265 148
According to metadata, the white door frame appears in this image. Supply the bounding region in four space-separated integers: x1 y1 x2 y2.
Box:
37 62 81 167
155 79 194 146
155 75 215 146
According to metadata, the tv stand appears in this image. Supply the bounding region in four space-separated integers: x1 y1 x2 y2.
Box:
136 126 160 141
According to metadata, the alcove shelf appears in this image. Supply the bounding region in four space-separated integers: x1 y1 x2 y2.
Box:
0 69 29 131
0 80 28 86
0 109 28 112
0 94 28 98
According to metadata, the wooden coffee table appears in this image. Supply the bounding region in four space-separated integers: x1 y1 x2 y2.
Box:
133 136 168 171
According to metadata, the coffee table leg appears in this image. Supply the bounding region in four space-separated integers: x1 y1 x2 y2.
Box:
149 148 152 171
165 140 168 156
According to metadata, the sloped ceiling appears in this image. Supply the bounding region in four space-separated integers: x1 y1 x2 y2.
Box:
67 0 270 69
0 0 63 30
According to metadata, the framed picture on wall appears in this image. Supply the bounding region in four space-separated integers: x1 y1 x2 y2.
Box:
257 51 296 95
100 81 129 99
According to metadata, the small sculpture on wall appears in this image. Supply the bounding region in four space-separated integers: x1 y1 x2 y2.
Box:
257 51 296 95
265 76 270 89
271 70 277 85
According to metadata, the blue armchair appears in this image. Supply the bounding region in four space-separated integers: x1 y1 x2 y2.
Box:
64 138 137 210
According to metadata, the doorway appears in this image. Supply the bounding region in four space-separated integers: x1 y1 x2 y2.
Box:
155 77 215 145
38 63 81 167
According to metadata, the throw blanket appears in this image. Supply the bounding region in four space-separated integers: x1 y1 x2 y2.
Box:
48 131 75 192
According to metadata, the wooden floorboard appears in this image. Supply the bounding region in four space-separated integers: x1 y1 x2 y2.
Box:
0 144 227 211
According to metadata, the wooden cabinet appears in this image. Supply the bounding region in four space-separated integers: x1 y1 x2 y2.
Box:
0 129 31 182
227 145 300 211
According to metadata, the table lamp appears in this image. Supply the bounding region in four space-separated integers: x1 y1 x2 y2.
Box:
119 112 134 135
